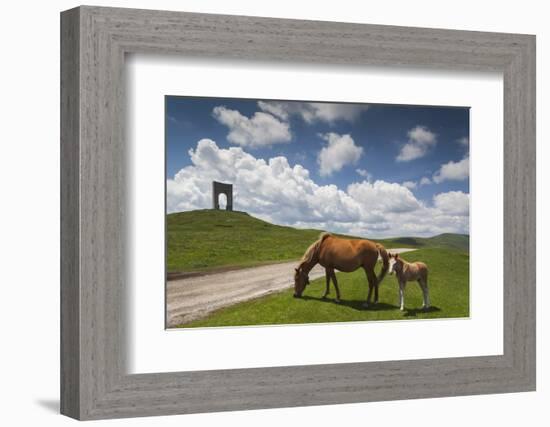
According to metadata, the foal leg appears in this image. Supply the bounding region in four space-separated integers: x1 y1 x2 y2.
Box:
418 278 430 309
322 268 331 299
399 280 406 311
330 270 341 303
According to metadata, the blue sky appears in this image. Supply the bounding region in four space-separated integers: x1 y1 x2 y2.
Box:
166 96 470 238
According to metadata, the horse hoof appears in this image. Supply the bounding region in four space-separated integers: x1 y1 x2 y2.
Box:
334 298 341 304
362 302 369 308
321 295 328 299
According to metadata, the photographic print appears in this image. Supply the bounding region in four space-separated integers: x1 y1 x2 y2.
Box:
166 97 470 329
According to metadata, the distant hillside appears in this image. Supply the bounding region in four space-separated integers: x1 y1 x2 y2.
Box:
380 233 469 252
167 209 469 272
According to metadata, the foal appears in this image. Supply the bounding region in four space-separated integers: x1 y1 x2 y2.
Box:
389 253 430 311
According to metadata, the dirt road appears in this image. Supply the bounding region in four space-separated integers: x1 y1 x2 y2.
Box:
167 248 416 327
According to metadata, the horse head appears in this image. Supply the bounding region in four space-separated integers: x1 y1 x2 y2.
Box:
389 253 403 275
293 264 310 298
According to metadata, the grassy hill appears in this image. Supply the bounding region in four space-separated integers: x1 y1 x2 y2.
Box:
380 233 470 252
167 209 322 272
167 209 469 272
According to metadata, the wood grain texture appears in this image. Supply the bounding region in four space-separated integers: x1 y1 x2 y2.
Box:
60 5 536 420
60 7 80 419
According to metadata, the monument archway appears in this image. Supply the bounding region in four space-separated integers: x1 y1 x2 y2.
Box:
212 181 233 211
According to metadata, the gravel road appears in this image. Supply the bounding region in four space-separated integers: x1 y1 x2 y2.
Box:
167 248 416 327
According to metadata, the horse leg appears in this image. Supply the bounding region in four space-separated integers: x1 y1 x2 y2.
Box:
364 268 378 307
372 270 379 304
364 283 373 308
322 268 331 299
399 280 406 311
330 270 341 303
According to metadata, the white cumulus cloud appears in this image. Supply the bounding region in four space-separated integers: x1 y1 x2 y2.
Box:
212 105 291 148
317 133 363 176
433 156 469 183
396 125 437 162
458 136 469 146
258 101 368 124
402 180 417 190
167 139 362 224
167 139 470 238
356 168 371 180
433 191 470 216
419 177 432 186
347 180 422 214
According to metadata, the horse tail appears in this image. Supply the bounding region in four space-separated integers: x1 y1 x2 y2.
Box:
376 243 389 284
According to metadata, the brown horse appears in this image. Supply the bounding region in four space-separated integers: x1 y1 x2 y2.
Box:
293 233 390 307
389 253 430 311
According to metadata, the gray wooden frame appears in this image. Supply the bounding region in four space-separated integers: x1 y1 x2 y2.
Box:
60 5 536 420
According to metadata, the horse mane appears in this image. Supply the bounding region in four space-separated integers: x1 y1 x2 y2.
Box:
299 232 331 268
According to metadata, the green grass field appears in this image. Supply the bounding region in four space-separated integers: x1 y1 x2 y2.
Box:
168 209 470 327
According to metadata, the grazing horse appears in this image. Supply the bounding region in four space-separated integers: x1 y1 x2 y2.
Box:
293 233 390 307
389 253 430 311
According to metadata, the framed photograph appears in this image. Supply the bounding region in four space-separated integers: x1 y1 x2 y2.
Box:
164 96 471 329
61 6 536 420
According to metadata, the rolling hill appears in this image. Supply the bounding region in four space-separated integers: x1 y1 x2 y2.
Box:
380 233 470 252
167 209 469 273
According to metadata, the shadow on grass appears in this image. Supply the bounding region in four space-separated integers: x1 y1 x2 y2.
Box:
403 306 441 317
301 295 400 311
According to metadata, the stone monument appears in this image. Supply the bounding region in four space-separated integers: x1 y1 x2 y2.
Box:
212 181 233 211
